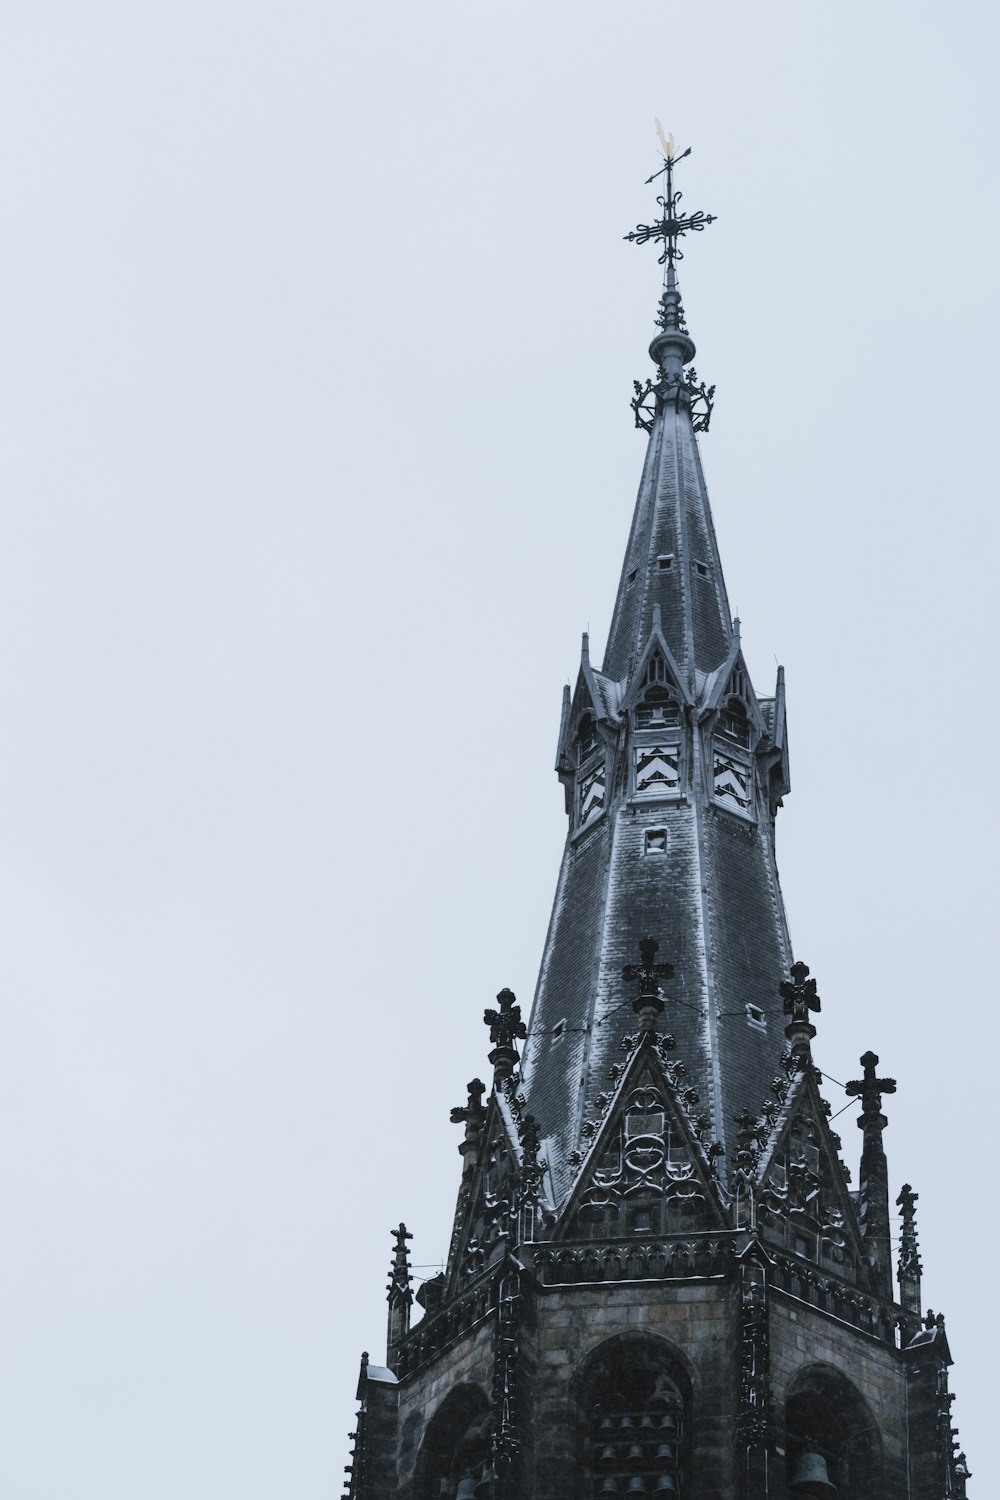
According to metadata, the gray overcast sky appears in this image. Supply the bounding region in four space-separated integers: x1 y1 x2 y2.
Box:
1 3 997 1495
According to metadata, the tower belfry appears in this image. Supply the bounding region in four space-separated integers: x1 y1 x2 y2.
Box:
342 145 970 1500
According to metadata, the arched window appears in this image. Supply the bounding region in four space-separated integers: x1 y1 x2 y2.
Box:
784 1366 882 1499
580 1335 691 1497
636 684 679 731
414 1384 491 1500
717 697 750 748
635 655 680 731
577 713 599 764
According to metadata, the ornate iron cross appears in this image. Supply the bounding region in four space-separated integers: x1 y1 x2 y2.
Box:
484 989 527 1051
623 937 674 1032
845 1050 897 1117
623 934 673 995
450 1078 487 1126
779 960 821 1026
623 138 717 267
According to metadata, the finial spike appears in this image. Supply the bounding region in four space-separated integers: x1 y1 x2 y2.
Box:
625 144 717 268
779 959 821 1058
623 935 674 1034
896 1182 923 1317
484 989 527 1085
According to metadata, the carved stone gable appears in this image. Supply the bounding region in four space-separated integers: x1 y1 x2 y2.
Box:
556 1046 726 1242
446 1095 522 1293
755 1071 868 1290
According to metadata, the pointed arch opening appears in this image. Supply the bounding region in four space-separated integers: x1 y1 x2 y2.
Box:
577 711 599 764
635 654 680 731
413 1383 492 1500
631 653 683 803
578 1333 693 1498
717 695 751 748
784 1365 883 1499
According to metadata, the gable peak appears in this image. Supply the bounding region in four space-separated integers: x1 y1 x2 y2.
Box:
557 1028 728 1239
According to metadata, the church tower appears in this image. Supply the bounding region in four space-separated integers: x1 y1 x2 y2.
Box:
342 146 970 1500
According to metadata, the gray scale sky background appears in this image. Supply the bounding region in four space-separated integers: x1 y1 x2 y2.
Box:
1 3 997 1495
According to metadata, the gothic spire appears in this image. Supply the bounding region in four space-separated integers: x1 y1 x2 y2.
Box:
520 141 793 1203
606 140 728 682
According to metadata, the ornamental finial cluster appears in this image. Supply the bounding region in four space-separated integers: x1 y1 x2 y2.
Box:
387 1222 413 1305
623 135 717 268
624 133 717 422
897 1182 923 1316
623 935 674 1033
846 1051 897 1127
780 960 821 1056
484 988 527 1085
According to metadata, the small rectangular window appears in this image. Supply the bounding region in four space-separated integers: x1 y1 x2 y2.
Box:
694 560 709 578
627 568 638 583
657 554 674 571
644 828 668 855
745 1003 767 1032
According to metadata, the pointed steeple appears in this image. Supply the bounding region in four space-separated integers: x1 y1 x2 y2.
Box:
608 145 728 681
521 144 794 1202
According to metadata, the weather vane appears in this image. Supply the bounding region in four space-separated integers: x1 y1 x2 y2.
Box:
623 121 717 267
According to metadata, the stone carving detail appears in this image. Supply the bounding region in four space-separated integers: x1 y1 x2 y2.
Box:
736 1260 771 1449
484 990 527 1084
623 937 673 1033
533 1237 735 1285
780 960 821 1054
385 1222 413 1355
516 1112 546 1210
395 1275 501 1380
451 1078 487 1134
456 1126 516 1280
771 1256 892 1342
757 1112 852 1271
491 1268 522 1472
896 1182 922 1315
576 1082 710 1232
917 1314 972 1498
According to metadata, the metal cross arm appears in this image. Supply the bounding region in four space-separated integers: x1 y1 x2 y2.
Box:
623 935 674 995
623 141 717 267
845 1050 897 1116
779 960 821 1023
484 988 527 1049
